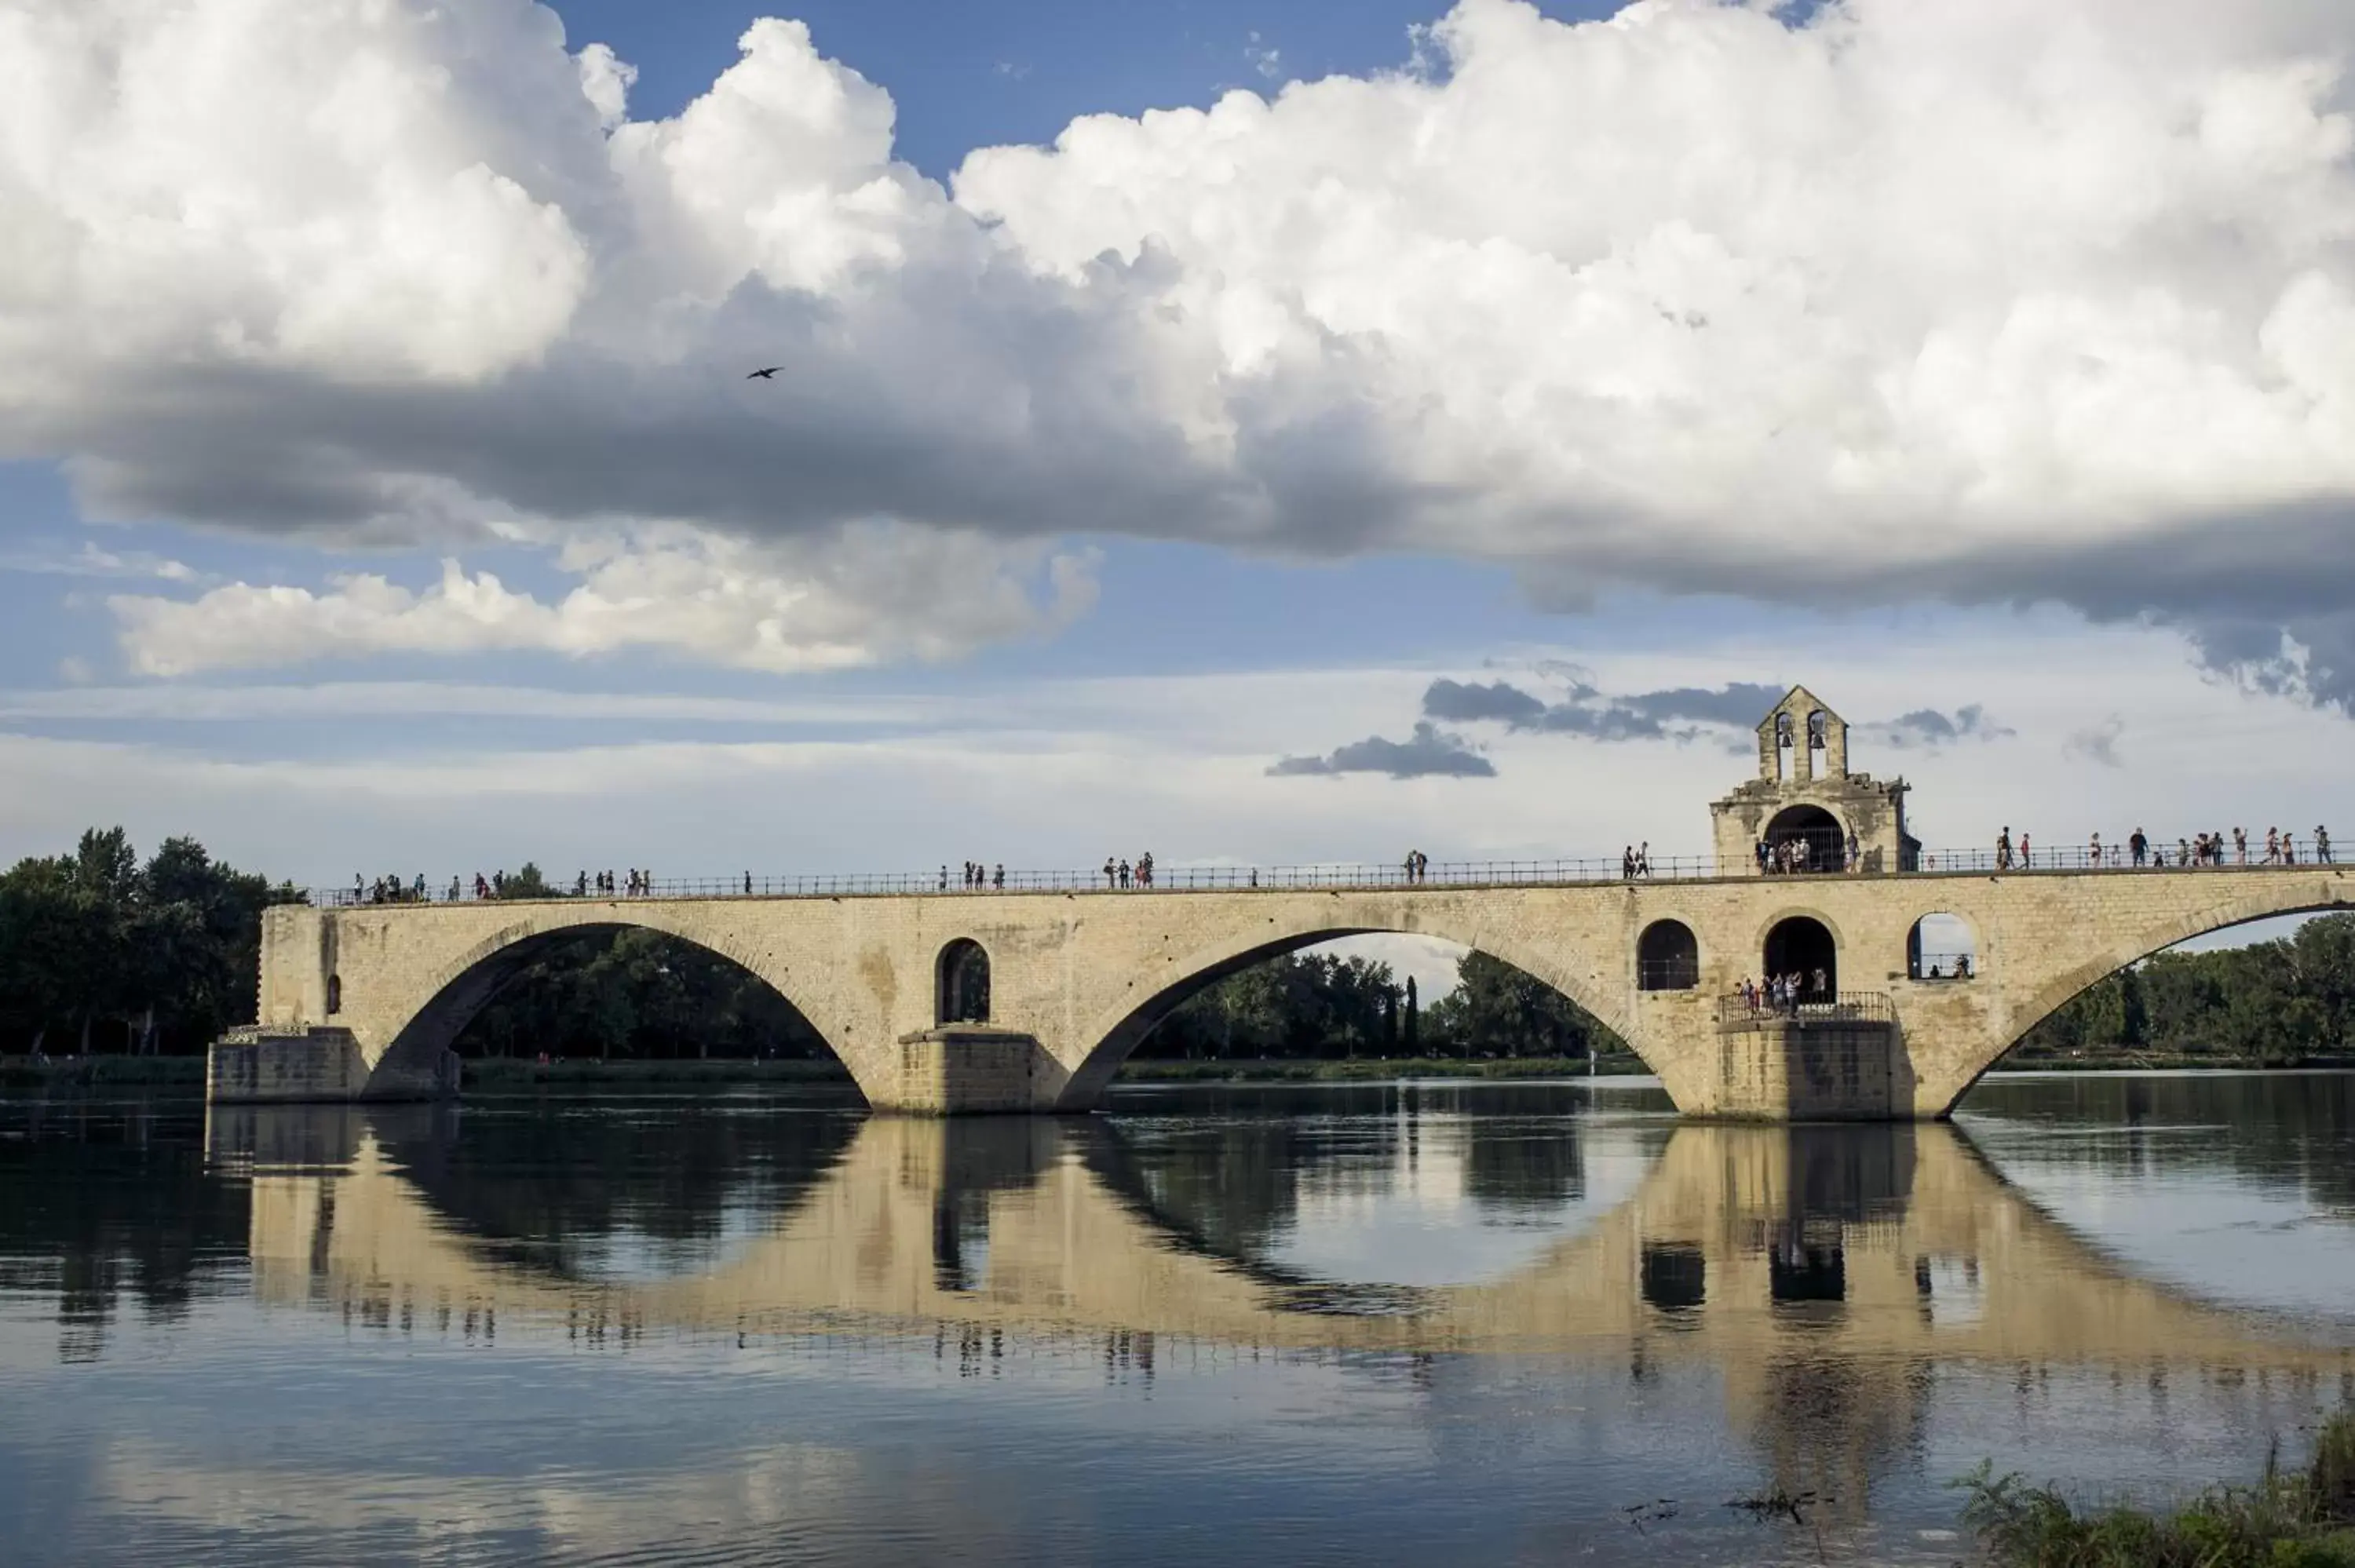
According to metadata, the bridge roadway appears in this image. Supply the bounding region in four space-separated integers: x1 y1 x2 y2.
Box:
224 862 2353 1118
223 1110 2355 1519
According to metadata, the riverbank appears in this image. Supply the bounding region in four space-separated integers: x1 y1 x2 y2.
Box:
1115 1055 1651 1083
0 1056 205 1087
2001 1051 2355 1074
5 1052 2355 1092
1963 1407 2355 1566
462 1056 853 1089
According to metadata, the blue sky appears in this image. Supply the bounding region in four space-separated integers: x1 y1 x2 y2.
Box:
2 0 2352 993
551 0 1623 173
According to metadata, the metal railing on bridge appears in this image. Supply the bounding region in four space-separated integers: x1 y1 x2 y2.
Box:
1717 992 1897 1032
305 836 2341 909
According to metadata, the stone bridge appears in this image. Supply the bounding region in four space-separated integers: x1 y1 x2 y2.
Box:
209 686 2353 1118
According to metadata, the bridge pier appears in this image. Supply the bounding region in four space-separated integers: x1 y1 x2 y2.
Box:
208 1025 458 1105
1707 1012 1908 1121
881 1027 1066 1115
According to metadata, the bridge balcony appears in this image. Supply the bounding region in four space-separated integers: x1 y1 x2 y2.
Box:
1717 992 1896 1034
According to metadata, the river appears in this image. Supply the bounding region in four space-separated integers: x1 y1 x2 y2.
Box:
3 1071 2352 1565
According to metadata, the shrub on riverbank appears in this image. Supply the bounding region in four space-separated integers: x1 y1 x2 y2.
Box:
1962 1411 2355 1567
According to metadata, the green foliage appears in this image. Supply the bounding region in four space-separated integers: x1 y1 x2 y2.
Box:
1426 951 1622 1059
1137 946 1625 1062
455 928 834 1063
1960 1411 2355 1567
2021 914 2355 1063
0 829 297 1056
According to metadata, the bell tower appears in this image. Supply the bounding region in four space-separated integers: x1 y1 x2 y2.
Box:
1714 687 1917 874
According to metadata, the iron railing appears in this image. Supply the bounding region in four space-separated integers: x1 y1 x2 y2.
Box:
305 836 2342 910
1718 992 1897 1030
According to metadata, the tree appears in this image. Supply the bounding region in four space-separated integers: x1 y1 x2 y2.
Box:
1426 952 1613 1060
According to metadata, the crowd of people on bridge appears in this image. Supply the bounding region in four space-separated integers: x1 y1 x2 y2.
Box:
1097 854 1155 888
943 862 1006 890
1620 844 1652 878
1404 849 1431 882
1753 829 1864 875
1994 826 2333 871
1738 969 1832 1016
356 873 427 905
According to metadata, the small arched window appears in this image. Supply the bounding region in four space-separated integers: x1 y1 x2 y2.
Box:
1806 710 1827 750
1775 712 1795 749
1908 913 1978 981
1637 920 1700 992
326 974 342 1016
937 939 991 1025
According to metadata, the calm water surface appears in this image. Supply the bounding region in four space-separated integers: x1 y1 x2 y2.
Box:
3 1072 2353 1565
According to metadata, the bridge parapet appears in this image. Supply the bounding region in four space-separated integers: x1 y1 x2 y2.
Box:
1716 992 1895 1033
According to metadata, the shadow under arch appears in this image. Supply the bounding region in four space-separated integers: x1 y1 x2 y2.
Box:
1057 916 1642 1111
1947 890 2355 1110
374 914 857 1100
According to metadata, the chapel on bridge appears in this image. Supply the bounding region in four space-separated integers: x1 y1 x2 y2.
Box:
1709 686 1919 876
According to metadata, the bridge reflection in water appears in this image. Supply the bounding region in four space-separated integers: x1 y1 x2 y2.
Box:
210 1099 2355 1527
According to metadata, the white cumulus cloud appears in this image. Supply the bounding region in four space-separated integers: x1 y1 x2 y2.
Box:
0 0 2352 691
107 526 1095 676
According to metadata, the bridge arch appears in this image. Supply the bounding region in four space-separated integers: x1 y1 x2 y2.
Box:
1908 912 1977 981
1762 913 1840 996
371 908 866 1100
1056 905 1643 1110
1765 804 1846 873
1638 919 1700 991
937 939 991 1024
1934 877 2355 1113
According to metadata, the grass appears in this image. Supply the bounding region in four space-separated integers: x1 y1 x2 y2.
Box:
1961 1410 2355 1567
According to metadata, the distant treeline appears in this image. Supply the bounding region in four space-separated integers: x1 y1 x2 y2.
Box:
0 829 303 1056
7 830 2355 1066
2018 913 2355 1063
1134 950 1625 1062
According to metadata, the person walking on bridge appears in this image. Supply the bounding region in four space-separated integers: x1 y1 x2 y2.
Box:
2319 826 2334 865
1996 828 2013 871
2130 828 2148 867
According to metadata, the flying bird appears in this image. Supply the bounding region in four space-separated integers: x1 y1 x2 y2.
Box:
746 366 783 380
